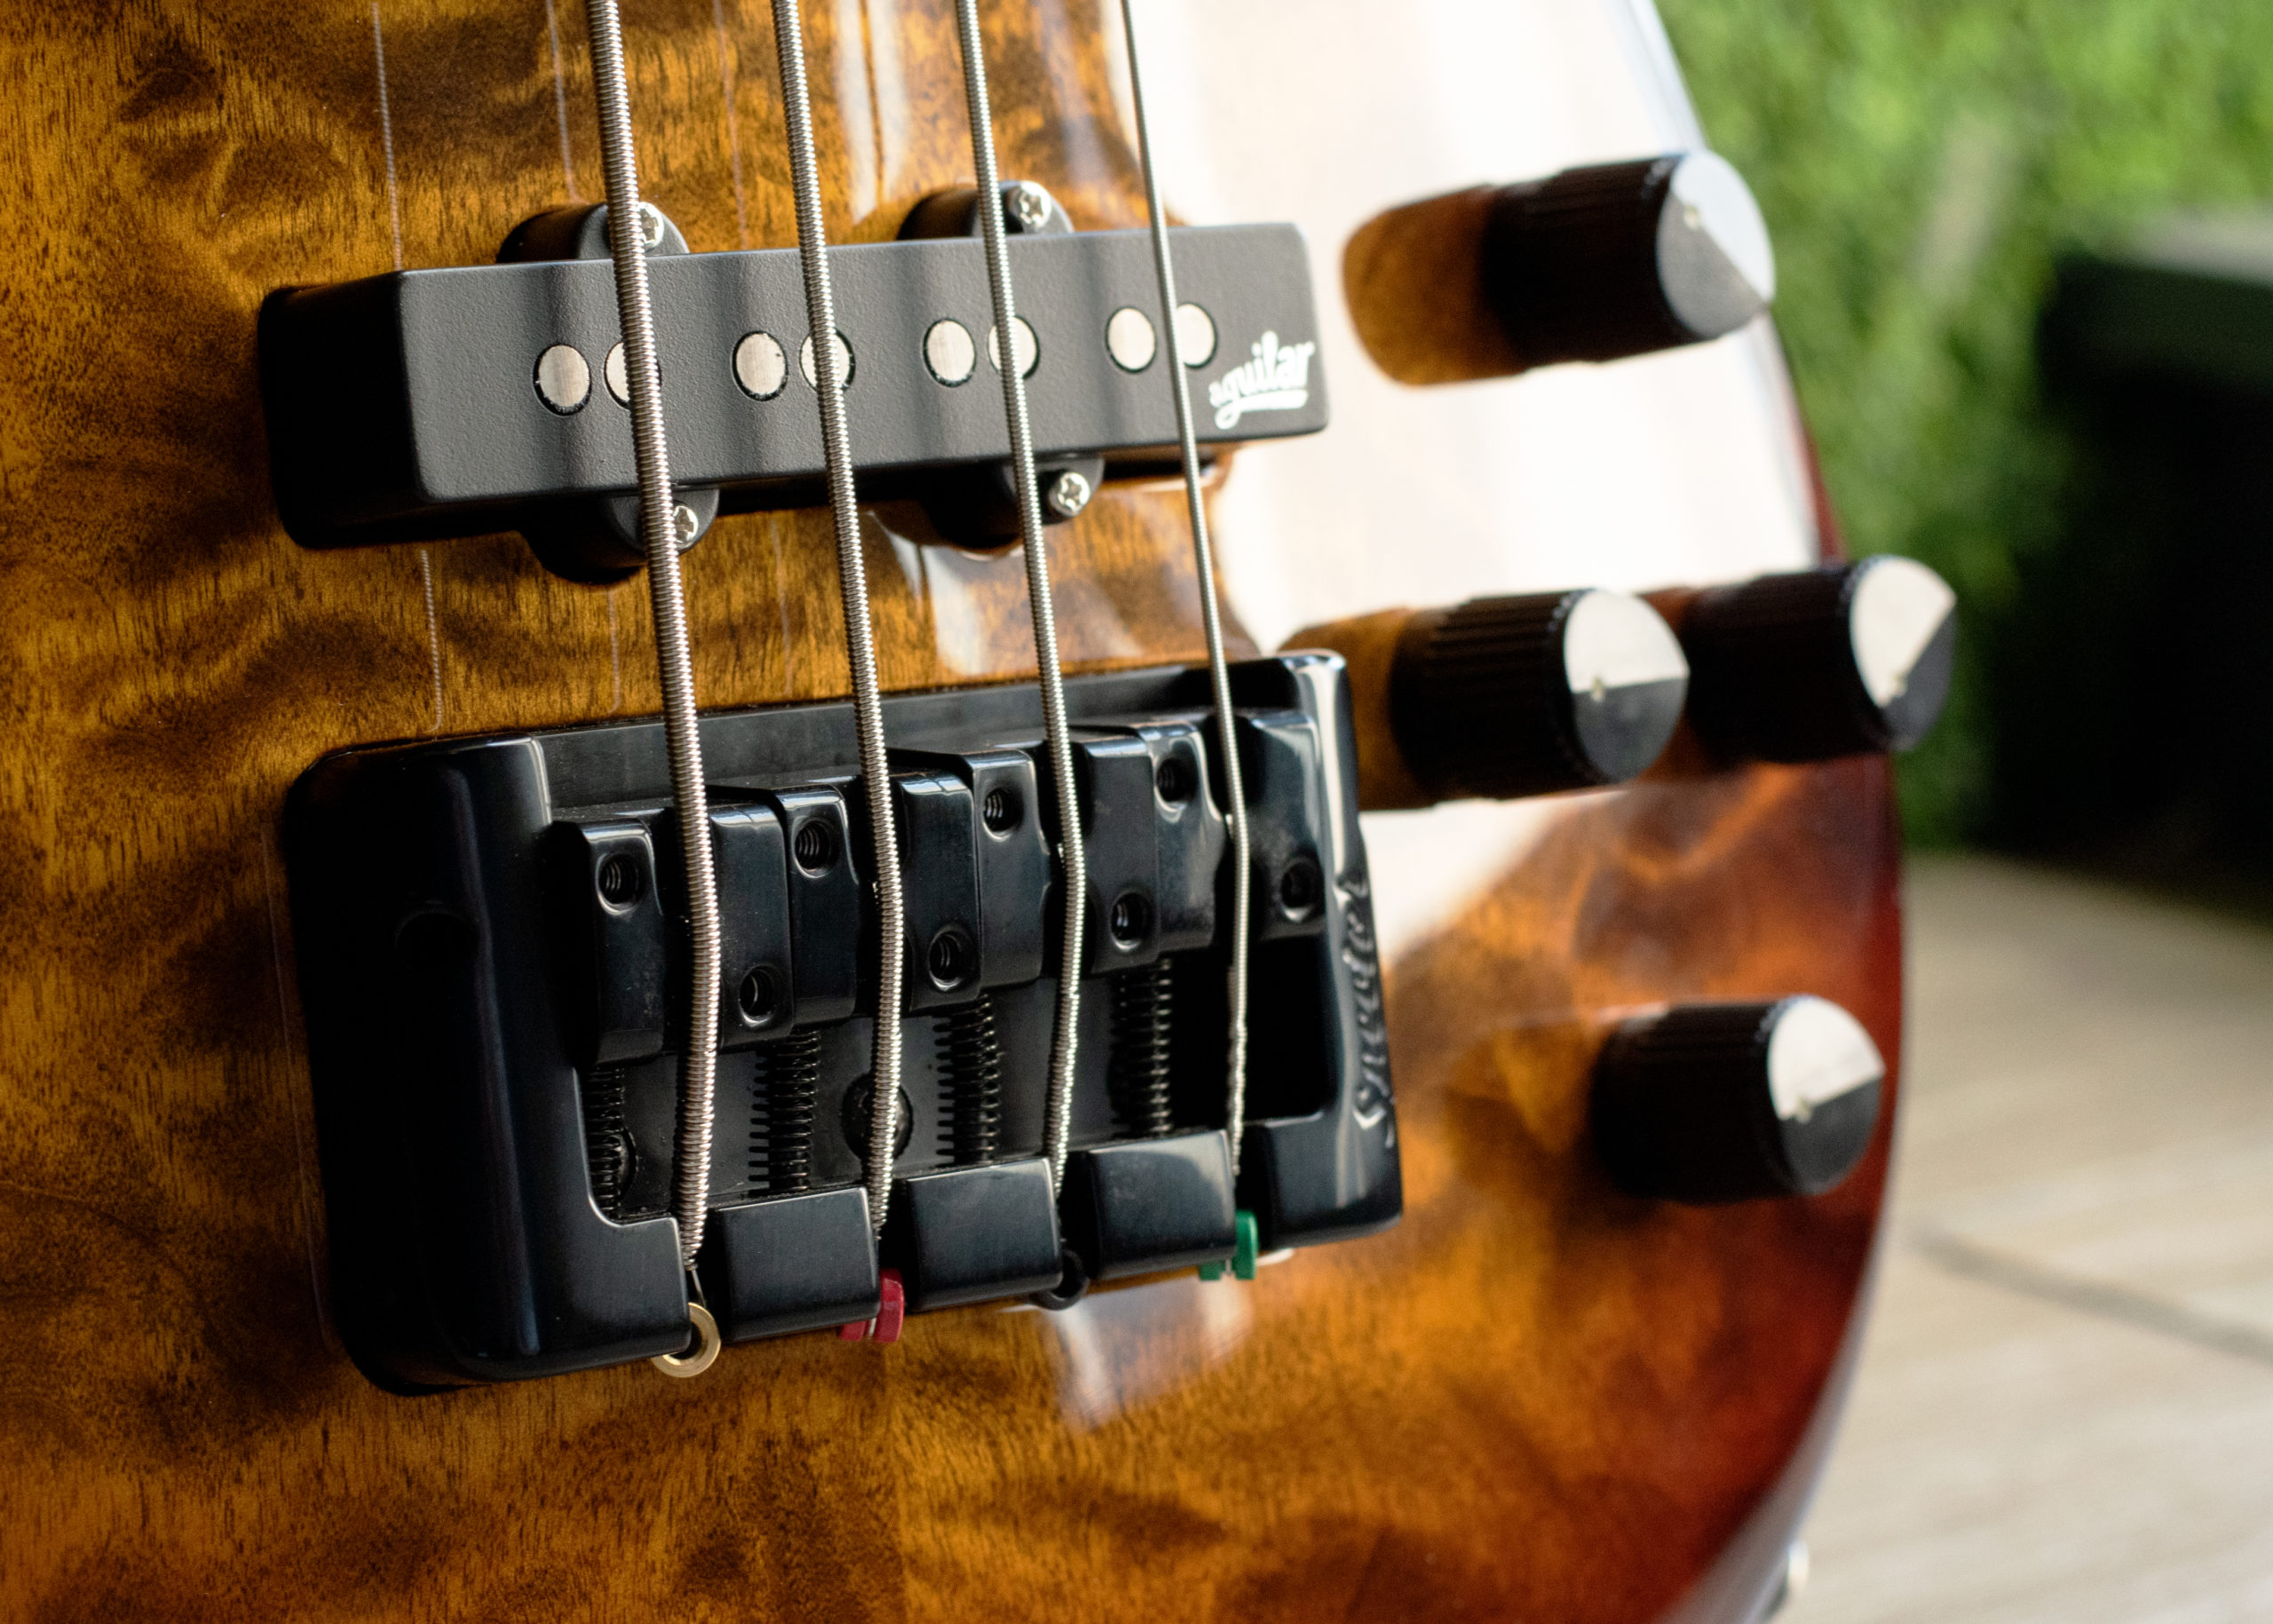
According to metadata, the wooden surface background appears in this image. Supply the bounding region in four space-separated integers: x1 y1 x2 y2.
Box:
0 1 1896 1617
1801 857 2273 1623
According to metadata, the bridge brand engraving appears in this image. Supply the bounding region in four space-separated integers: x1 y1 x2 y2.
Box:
1338 869 1394 1137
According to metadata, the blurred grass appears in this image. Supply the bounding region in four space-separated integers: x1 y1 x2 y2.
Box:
1656 0 2273 844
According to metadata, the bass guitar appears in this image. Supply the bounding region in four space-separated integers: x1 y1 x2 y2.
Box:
0 0 1952 1618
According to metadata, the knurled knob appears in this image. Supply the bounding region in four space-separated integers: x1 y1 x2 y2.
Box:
1390 590 1690 801
1591 997 1885 1204
1483 151 1775 367
1683 557 1957 764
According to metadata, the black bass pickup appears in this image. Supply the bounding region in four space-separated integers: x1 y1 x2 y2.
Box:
287 654 1398 1391
259 208 1327 569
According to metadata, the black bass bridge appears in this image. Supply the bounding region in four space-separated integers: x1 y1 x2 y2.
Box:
288 654 1399 1391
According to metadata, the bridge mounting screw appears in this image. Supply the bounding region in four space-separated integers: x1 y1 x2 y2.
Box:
1047 470 1093 519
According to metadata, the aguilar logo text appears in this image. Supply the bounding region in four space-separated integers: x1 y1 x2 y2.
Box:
1207 330 1317 431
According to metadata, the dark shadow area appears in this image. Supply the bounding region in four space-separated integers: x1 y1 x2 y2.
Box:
1986 233 2273 923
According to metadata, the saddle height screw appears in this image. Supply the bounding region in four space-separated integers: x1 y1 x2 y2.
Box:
1047 470 1093 519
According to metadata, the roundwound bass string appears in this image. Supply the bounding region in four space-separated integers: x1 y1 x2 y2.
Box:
949 0 1089 1197
1118 0 1254 1173
767 0 910 1234
577 0 725 1292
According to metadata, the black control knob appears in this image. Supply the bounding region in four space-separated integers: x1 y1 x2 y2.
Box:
1592 997 1885 1204
1483 151 1775 367
1683 557 1956 764
1390 590 1690 801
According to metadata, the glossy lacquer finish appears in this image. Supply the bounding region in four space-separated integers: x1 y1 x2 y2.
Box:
0 0 1893 1618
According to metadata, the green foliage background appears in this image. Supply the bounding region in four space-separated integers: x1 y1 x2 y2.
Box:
1655 0 2273 844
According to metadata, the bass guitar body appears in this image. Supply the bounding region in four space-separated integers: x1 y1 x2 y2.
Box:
0 0 1898 1619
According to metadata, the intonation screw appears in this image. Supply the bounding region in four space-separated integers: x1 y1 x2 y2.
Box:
1047 470 1092 519
1010 182 1053 233
671 504 701 548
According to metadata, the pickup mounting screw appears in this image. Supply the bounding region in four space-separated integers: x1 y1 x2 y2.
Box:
1010 181 1054 233
1047 469 1092 519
